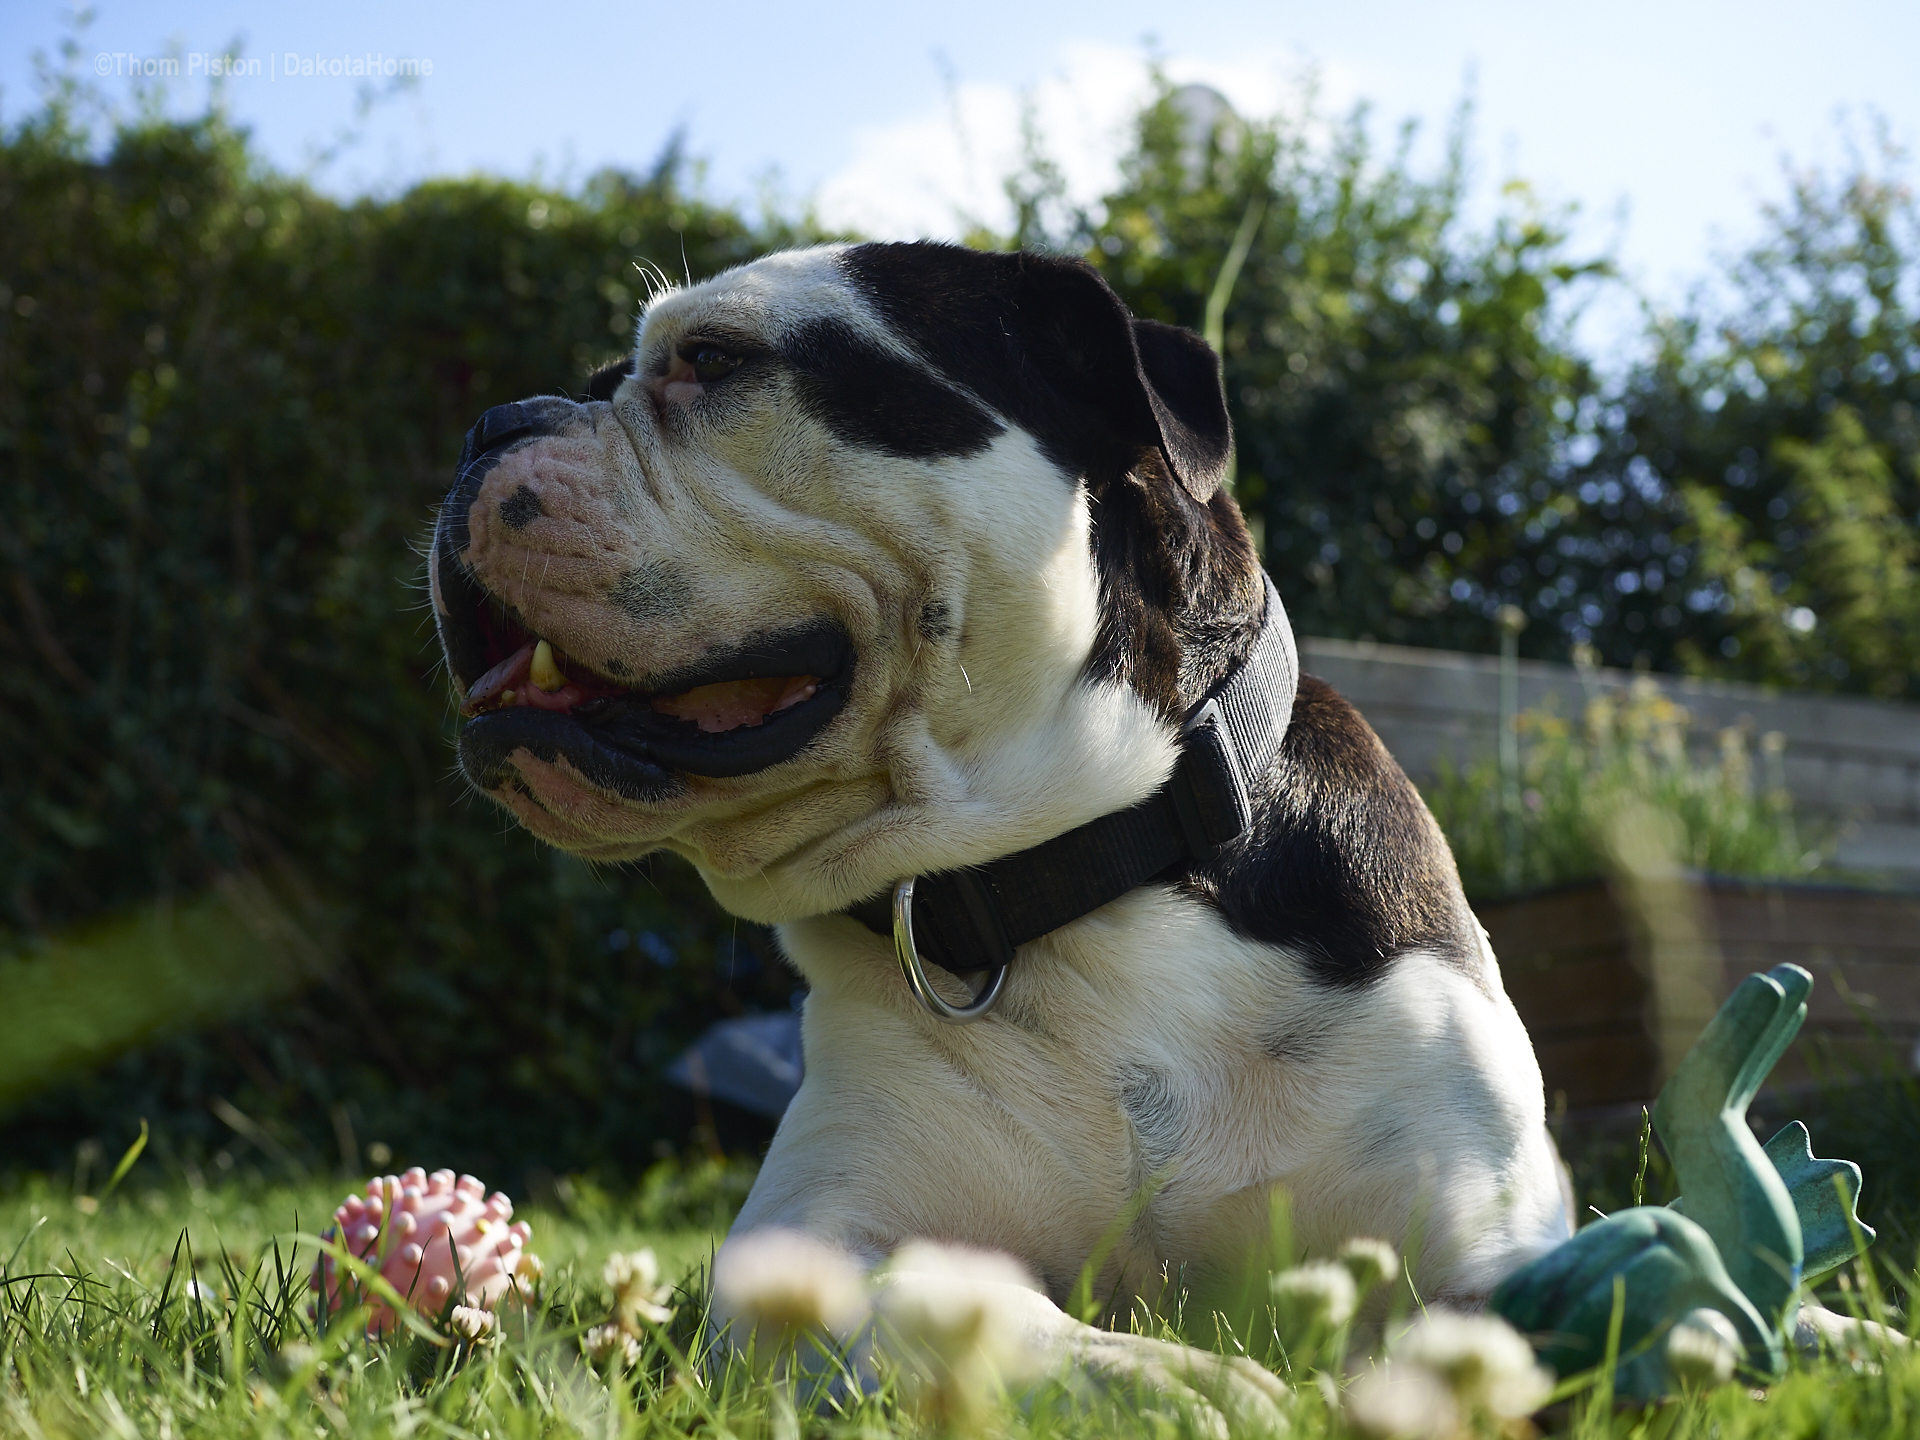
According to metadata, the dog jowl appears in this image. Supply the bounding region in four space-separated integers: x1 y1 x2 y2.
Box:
428 242 1572 1391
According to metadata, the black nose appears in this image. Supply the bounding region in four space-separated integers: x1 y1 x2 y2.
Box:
442 398 578 551
457 400 549 475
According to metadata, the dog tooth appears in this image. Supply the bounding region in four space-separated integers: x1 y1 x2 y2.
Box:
530 639 565 692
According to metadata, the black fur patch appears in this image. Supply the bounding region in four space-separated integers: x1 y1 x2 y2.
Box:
1084 450 1265 720
584 354 636 402
1187 675 1483 989
498 485 543 530
781 317 1003 459
842 244 1139 484
838 242 1230 500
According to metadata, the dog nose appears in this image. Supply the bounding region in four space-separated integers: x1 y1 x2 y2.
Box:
441 395 580 551
457 401 544 475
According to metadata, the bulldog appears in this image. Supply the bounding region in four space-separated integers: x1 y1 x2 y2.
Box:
429 241 1572 1397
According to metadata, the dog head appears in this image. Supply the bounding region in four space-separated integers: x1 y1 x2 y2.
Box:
430 242 1264 922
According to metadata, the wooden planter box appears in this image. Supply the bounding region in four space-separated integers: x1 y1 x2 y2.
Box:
1481 879 1920 1111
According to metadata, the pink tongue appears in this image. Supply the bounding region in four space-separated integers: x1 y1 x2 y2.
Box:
462 642 591 714
464 642 534 713
463 644 820 731
652 675 820 734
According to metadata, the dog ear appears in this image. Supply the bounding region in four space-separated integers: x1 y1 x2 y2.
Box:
1129 318 1232 502
1007 254 1231 502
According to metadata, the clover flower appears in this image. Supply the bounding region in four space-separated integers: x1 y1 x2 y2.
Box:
311 1167 538 1336
448 1305 496 1342
712 1229 870 1356
1270 1260 1359 1332
1344 1362 1459 1440
873 1241 1043 1431
1336 1238 1399 1295
1666 1306 1739 1387
604 1248 675 1330
584 1322 644 1370
1391 1311 1552 1419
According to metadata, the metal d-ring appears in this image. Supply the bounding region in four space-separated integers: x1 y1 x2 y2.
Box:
892 877 1007 1024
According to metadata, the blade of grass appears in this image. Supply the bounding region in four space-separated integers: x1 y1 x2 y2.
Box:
98 1120 149 1202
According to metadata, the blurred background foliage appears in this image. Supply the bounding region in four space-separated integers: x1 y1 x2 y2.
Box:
1424 681 1819 901
2 73 1916 1185
0 85 811 1187
1014 85 1920 684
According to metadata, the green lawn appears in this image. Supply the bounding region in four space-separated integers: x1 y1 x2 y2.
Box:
4 1173 1920 1438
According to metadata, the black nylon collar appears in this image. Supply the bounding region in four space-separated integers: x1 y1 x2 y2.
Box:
844 573 1299 975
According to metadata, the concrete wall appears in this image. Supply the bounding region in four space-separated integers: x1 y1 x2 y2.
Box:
1299 637 1920 886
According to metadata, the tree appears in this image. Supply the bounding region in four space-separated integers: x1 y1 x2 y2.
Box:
1011 81 1614 654
1679 407 1918 696
1570 133 1920 692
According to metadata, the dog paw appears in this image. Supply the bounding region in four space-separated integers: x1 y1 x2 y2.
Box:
1067 1330 1289 1435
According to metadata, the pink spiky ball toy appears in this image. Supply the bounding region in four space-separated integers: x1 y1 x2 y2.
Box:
312 1167 540 1333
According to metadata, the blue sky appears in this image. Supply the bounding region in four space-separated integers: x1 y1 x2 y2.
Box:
5 0 1918 347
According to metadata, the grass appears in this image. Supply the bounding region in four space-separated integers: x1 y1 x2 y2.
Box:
7 1169 1920 1438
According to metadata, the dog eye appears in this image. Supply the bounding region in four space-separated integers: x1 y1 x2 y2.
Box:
681 343 743 384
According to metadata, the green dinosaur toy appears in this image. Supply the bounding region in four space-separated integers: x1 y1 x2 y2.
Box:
1491 964 1873 1399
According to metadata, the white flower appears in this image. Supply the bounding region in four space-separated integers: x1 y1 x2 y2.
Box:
603 1248 658 1295
1666 1307 1739 1387
584 1322 643 1369
1344 1362 1459 1440
184 1279 218 1304
874 1241 1044 1428
876 1242 1038 1369
603 1248 674 1328
448 1304 496 1341
712 1230 870 1344
1270 1260 1359 1330
1392 1311 1551 1418
1337 1238 1399 1295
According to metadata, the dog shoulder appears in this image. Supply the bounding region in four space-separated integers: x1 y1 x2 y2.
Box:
1187 672 1486 990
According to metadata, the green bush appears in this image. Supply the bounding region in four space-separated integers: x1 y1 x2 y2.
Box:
1025 84 1611 656
1424 679 1821 900
0 102 810 1180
